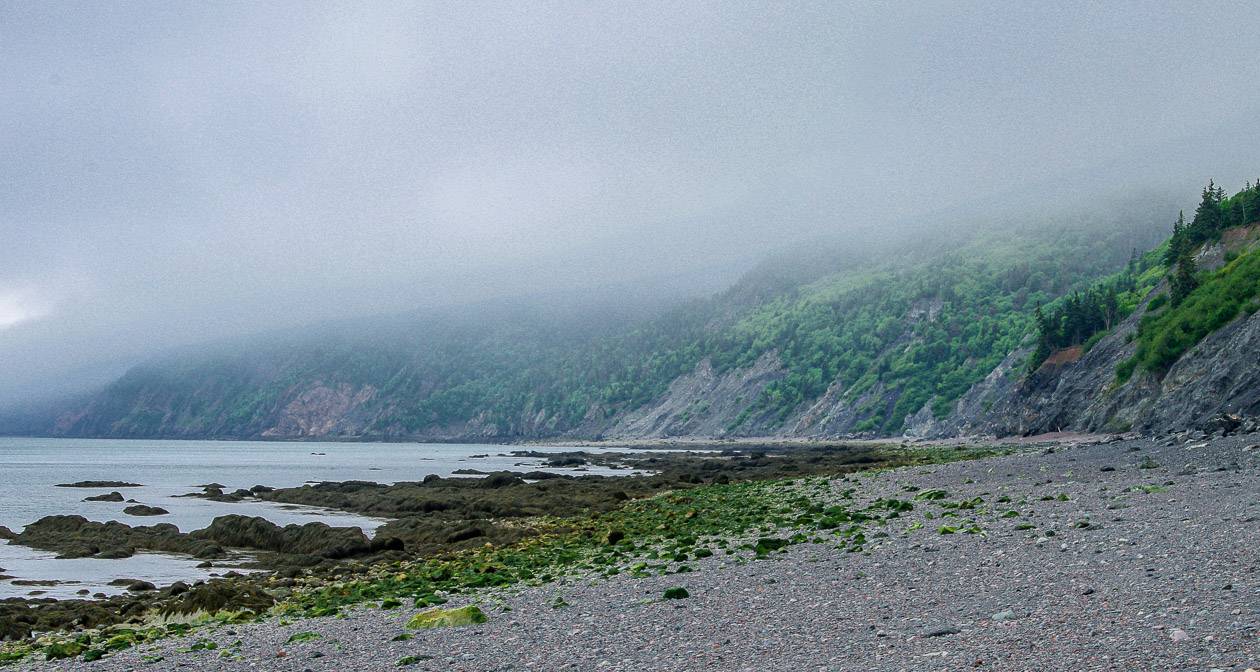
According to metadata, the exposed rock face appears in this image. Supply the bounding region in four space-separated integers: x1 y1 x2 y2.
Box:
261 382 377 438
930 291 1260 437
608 352 785 438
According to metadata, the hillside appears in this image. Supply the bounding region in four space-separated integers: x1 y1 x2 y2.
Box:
11 182 1260 442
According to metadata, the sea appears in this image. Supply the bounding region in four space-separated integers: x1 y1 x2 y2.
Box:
0 437 631 599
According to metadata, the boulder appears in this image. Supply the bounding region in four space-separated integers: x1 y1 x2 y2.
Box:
405 604 487 629
83 491 124 502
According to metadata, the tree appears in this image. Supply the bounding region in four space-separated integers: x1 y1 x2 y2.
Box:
1191 180 1223 239
1169 250 1199 306
1164 211 1188 267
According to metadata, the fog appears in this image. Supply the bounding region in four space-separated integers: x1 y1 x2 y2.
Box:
3 1 1260 404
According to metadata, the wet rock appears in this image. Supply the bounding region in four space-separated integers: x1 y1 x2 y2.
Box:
83 491 125 502
126 580 156 592
12 515 225 560
479 473 526 489
55 481 142 488
160 580 275 617
123 505 169 516
192 515 371 559
546 455 587 467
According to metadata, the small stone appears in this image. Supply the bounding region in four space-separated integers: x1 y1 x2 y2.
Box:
1169 628 1189 642
991 609 1016 622
925 626 961 637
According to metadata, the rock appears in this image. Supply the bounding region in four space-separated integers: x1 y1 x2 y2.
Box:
83 491 125 502
924 626 961 637
123 505 169 516
1169 628 1189 642
126 580 156 592
160 580 276 617
479 473 526 489
192 515 371 559
990 609 1017 622
12 515 224 560
405 605 488 629
168 581 190 596
1205 413 1243 435
55 481 142 488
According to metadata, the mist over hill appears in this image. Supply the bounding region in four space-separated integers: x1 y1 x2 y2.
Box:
9 185 1197 441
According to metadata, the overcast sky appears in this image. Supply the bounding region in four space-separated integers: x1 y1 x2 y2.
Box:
3 1 1260 403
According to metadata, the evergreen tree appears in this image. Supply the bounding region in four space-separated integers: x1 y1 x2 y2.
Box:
1164 211 1188 267
1169 250 1199 305
1191 180 1223 239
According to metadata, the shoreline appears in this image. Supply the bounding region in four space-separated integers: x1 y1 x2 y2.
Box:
5 430 1257 669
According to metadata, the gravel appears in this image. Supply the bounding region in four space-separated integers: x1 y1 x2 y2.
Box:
21 434 1260 671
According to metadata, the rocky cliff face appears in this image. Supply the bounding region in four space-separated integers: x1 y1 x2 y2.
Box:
922 287 1260 438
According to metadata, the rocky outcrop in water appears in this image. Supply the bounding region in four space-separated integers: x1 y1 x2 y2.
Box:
82 492 124 502
190 515 371 560
122 505 168 516
12 516 224 560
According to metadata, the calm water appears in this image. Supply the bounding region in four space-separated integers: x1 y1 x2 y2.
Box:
0 437 628 598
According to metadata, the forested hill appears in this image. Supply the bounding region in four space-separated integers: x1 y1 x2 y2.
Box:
13 182 1260 442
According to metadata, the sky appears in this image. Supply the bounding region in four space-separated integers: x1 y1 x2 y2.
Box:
3 1 1260 403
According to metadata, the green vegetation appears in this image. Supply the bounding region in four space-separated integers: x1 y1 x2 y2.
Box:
404 605 488 629
662 587 690 600
1027 247 1164 371
1114 181 1260 381
1120 244 1260 378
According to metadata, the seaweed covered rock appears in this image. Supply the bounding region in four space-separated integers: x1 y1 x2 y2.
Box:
12 516 224 560
372 518 529 556
405 604 487 629
159 580 275 617
192 515 370 559
83 492 124 502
